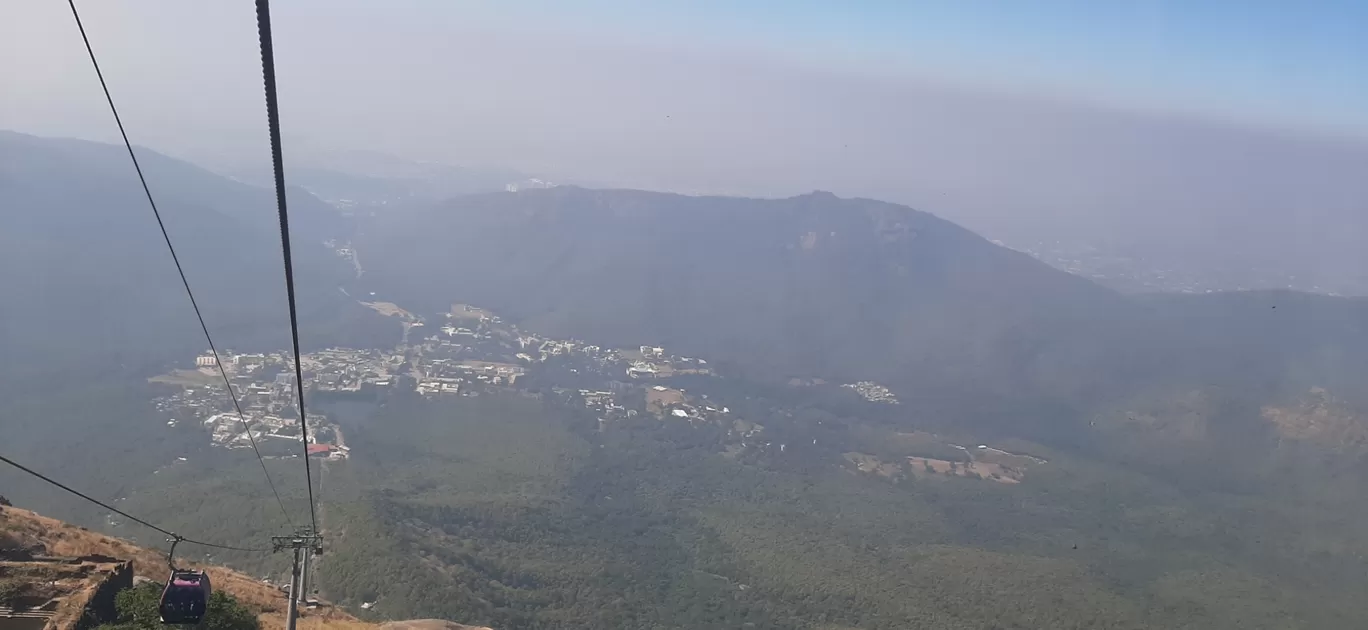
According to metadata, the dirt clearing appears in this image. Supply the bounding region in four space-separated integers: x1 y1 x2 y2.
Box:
148 368 219 386
646 387 686 413
362 301 415 319
908 457 1022 484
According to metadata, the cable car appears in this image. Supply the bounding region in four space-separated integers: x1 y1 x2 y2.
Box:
160 570 212 624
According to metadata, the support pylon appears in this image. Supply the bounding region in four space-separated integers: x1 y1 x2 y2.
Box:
272 528 323 630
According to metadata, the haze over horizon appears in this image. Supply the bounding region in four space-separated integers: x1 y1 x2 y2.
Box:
10 5 1368 628
3 0 1367 292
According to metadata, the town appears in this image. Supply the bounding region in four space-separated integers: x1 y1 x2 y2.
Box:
152 349 362 461
150 300 903 461
842 381 899 404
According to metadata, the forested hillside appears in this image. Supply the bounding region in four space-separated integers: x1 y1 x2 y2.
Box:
355 187 1140 395
328 185 1368 628
0 132 398 526
0 131 391 376
303 389 1368 630
354 186 1368 441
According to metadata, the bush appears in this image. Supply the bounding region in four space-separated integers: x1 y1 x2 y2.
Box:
98 582 258 630
0 578 26 606
111 582 163 628
203 591 260 630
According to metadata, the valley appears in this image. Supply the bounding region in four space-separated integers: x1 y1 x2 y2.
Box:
142 294 983 486
5 133 1368 629
115 281 1368 629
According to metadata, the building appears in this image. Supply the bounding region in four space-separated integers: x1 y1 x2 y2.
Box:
195 355 217 368
0 551 133 630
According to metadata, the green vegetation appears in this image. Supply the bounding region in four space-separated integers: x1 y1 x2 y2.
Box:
25 372 1359 629
97 582 258 630
300 389 1368 629
22 366 1363 629
0 578 25 607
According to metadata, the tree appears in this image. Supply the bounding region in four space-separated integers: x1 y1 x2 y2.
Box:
112 582 162 629
203 591 260 630
100 583 258 630
0 579 25 607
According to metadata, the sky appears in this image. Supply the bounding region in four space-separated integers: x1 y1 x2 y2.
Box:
2 1 1367 290
475 0 1368 131
4 1 1367 153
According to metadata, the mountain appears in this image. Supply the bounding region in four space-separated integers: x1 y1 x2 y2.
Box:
352 186 1368 451
0 132 402 512
1139 290 1368 402
339 186 1368 627
356 186 1140 394
228 150 533 210
0 131 398 377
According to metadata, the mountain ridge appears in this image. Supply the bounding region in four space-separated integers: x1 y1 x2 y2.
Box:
349 184 1368 457
0 131 398 377
356 185 1140 394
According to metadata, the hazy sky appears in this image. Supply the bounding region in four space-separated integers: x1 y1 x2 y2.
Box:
5 1 1366 158
3 1 1367 290
481 0 1368 130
